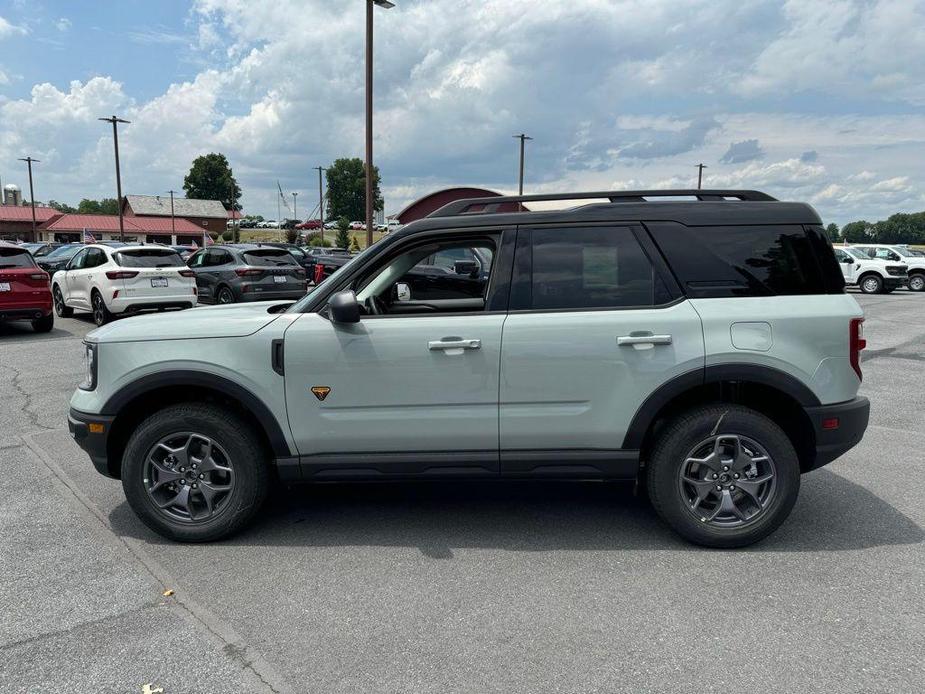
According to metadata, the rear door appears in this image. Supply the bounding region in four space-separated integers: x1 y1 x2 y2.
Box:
499 224 705 475
833 248 857 283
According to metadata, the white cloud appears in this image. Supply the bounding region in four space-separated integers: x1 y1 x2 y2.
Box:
0 15 27 38
55 18 71 32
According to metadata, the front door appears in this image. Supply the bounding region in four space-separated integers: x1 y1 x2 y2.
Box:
282 231 509 477
500 225 705 475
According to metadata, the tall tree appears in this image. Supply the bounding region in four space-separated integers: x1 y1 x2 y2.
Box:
841 220 873 243
47 200 77 213
77 198 119 215
325 158 382 222
183 153 242 209
335 217 351 250
824 222 840 242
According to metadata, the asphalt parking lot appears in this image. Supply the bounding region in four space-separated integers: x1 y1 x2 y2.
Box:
1 293 923 694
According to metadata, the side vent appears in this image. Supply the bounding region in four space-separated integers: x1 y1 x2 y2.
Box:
271 339 285 376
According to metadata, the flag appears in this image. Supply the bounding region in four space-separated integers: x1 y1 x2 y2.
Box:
191 240 198 249
83 229 96 243
205 233 214 246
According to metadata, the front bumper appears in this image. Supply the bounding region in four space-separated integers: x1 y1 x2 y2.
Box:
884 277 907 289
804 396 870 470
68 408 116 478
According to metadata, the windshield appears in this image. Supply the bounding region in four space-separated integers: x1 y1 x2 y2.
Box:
846 248 868 259
288 239 385 313
45 245 81 259
114 249 185 267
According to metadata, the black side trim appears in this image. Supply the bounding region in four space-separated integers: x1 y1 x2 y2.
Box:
271 339 285 376
299 450 499 479
101 370 293 458
621 364 822 449
500 449 639 478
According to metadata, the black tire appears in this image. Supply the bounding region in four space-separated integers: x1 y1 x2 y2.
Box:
882 287 895 294
122 403 269 542
647 404 800 548
91 290 112 326
908 273 925 292
217 285 236 304
31 313 54 333
858 273 883 294
53 285 73 317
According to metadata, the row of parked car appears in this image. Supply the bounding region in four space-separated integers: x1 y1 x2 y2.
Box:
833 244 925 293
0 240 359 332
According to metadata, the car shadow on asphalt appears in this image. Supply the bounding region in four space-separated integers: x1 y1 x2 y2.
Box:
108 468 923 556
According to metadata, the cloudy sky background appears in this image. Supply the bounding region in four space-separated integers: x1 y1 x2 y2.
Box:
1 0 923 224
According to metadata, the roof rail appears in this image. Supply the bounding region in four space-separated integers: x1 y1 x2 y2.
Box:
427 189 777 218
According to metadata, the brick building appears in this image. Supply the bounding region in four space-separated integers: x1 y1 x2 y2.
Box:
0 206 62 242
123 194 230 236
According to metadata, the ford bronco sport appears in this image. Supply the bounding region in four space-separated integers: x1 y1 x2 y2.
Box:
68 190 870 548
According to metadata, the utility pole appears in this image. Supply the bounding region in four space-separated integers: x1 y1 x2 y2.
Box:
166 189 177 239
230 182 238 244
366 0 395 248
696 163 707 190
98 115 130 242
314 166 326 245
292 191 298 223
17 156 39 240
513 133 532 195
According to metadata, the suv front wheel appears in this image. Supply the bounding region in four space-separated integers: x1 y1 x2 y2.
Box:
647 405 800 548
121 403 269 541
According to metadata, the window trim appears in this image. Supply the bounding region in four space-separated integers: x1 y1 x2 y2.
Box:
508 222 683 314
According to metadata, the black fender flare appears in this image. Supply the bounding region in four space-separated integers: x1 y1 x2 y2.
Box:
622 363 820 449
102 370 292 457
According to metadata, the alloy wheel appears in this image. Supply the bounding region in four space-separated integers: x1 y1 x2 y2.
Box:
92 295 106 325
143 432 235 523
218 288 234 304
53 287 64 315
910 275 924 292
862 277 880 293
677 434 777 527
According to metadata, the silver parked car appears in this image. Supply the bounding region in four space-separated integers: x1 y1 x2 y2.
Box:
68 189 869 547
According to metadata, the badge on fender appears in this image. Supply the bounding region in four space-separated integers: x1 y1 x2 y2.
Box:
311 386 331 401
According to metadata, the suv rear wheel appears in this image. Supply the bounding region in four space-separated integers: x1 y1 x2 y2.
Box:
121 403 269 542
91 290 112 326
53 285 73 318
647 405 800 548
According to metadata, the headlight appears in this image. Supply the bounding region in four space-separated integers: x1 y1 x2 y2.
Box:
79 342 98 391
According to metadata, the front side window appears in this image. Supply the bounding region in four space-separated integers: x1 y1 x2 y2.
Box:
875 248 901 261
529 227 668 310
69 249 89 270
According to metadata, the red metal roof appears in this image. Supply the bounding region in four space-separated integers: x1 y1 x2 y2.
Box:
0 206 60 223
43 214 205 234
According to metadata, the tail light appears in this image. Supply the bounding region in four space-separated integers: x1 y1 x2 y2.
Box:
30 272 50 283
106 270 139 280
235 268 263 277
178 269 195 278
850 317 866 381
313 265 324 284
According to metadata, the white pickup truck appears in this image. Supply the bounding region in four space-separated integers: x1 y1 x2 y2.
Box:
833 246 908 293
850 244 925 292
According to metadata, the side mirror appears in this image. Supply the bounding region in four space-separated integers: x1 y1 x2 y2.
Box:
841 256 853 264
454 259 479 276
328 289 360 323
395 282 411 302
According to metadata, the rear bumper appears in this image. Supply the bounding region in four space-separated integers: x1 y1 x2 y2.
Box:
109 295 196 314
68 408 116 478
804 396 870 471
0 304 53 321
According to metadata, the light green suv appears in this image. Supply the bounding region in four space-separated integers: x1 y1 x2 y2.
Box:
68 190 870 547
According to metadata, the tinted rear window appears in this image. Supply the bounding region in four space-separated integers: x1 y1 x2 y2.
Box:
114 249 185 267
0 248 36 268
243 250 298 266
648 223 840 297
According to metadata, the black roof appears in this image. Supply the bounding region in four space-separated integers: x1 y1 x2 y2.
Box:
391 189 822 239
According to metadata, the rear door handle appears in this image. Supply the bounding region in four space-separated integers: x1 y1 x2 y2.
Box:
428 338 481 351
617 334 672 346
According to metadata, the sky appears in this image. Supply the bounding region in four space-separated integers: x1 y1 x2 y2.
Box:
0 0 923 224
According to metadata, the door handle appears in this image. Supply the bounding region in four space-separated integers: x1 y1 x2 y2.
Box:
617 334 672 346
428 338 481 351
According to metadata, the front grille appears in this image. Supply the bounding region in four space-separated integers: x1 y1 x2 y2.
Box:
886 266 907 276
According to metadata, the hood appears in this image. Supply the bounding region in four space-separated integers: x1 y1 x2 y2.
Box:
87 300 291 343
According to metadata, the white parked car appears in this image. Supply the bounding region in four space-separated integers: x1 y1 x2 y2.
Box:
348 221 365 230
849 244 925 291
51 245 197 326
833 247 907 293
258 220 278 229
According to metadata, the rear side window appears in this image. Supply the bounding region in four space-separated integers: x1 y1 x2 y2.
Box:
527 227 670 310
648 223 838 297
114 249 184 267
243 250 298 267
0 247 36 268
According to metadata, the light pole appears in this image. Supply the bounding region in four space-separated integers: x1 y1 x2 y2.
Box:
366 0 394 247
166 189 178 240
292 191 298 239
17 156 39 241
696 163 707 190
513 133 532 195
314 166 326 245
99 115 130 242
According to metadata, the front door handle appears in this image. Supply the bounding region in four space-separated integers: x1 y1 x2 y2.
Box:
617 334 672 346
428 338 481 351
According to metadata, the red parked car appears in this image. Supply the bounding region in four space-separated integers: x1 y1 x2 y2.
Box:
0 241 54 333
295 219 323 230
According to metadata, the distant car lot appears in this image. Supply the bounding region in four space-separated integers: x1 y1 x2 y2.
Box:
0 288 923 692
